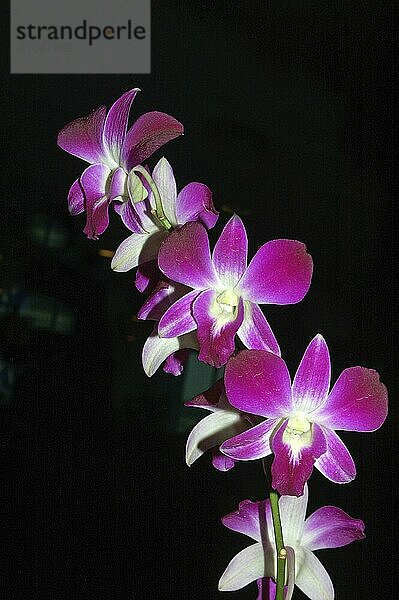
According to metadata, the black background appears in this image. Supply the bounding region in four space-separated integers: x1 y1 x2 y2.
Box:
1 1 395 599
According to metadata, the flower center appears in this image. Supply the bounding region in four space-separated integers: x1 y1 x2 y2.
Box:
216 288 239 314
284 413 312 457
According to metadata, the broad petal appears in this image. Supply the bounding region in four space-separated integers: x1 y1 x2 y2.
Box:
135 260 160 293
237 301 280 355
292 334 331 413
193 290 244 368
239 239 313 305
314 367 388 432
224 350 293 418
121 111 184 170
175 182 218 229
212 215 248 287
67 178 85 215
163 349 189 376
221 499 272 544
158 222 218 289
295 549 334 600
111 230 167 272
218 543 273 592
303 506 365 551
151 157 177 226
220 418 279 461
279 484 309 546
271 422 327 496
142 328 198 377
212 450 236 471
158 290 200 338
314 428 356 483
102 88 139 163
80 163 112 239
57 105 106 163
186 410 246 467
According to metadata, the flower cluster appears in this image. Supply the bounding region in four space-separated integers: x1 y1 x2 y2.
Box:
59 89 388 600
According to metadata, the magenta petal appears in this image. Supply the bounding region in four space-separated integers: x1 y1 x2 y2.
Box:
138 281 173 321
114 199 144 233
163 349 189 376
158 290 200 338
237 301 280 355
212 450 236 471
121 111 184 170
175 182 218 229
315 427 356 483
303 506 365 551
212 215 248 287
221 418 279 461
80 164 112 239
158 222 218 289
292 334 331 413
239 239 313 304
67 178 85 215
57 105 107 164
315 367 388 432
102 89 139 163
109 167 127 199
193 290 244 368
135 261 160 293
222 499 272 544
224 350 293 418
257 578 287 600
271 421 327 496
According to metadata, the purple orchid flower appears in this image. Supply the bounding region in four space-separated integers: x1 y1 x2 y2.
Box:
221 334 388 496
157 215 313 368
57 88 184 239
111 157 218 275
138 278 199 377
185 379 252 472
219 484 365 600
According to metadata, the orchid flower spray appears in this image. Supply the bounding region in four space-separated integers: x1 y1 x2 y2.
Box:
157 215 313 367
221 334 388 496
59 87 389 600
219 484 365 600
57 89 183 238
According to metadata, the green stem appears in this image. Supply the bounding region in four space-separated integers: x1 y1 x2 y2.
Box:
132 165 172 230
269 489 286 600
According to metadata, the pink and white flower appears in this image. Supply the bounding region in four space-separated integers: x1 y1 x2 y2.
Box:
111 157 218 275
157 215 313 368
219 484 365 600
185 379 252 472
221 334 388 496
57 88 183 238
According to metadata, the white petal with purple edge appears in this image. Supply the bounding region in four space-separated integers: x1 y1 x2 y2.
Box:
221 499 273 544
279 484 309 546
314 427 356 483
295 548 334 600
212 215 248 287
237 301 280 355
186 410 245 467
111 230 167 272
142 329 198 377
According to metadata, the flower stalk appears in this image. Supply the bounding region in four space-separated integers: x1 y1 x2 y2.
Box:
133 164 172 230
269 489 286 600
